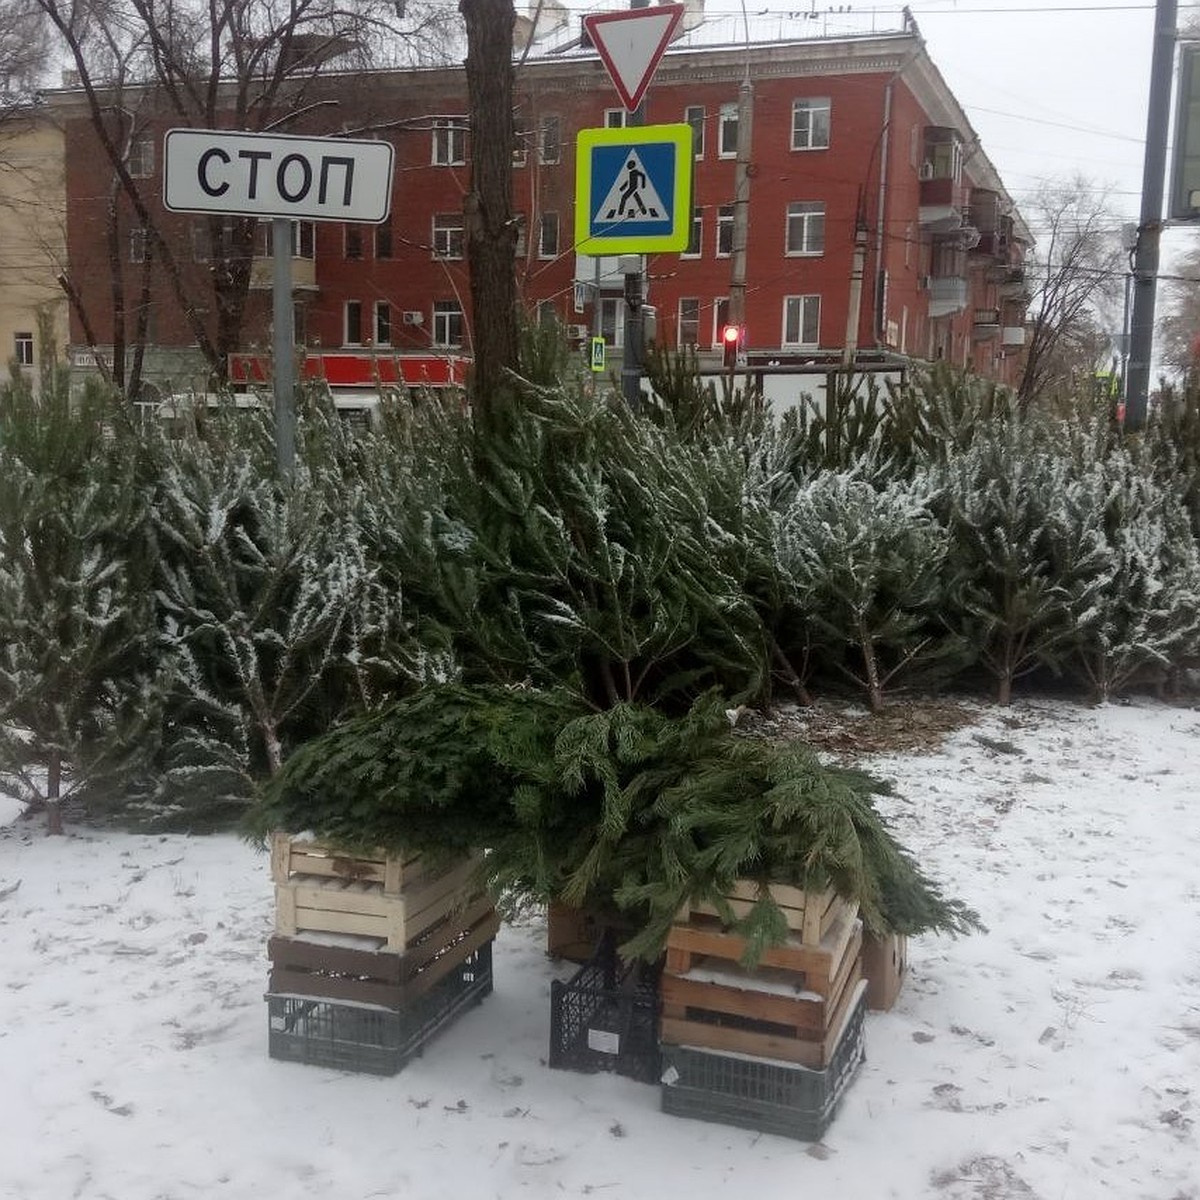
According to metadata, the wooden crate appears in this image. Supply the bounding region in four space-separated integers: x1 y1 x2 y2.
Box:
546 901 604 964
268 895 501 1009
270 832 422 895
272 834 486 952
680 881 852 948
660 885 863 1070
861 930 907 1012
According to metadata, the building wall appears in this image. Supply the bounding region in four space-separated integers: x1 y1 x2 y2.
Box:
0 115 69 391
51 30 1029 393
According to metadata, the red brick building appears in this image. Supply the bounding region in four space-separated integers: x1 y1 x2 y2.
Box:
49 6 1030 404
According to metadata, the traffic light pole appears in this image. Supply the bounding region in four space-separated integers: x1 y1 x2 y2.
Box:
621 92 646 412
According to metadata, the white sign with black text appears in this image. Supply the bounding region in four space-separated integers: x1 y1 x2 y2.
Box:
163 129 394 223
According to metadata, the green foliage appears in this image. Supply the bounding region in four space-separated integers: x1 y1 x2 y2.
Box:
250 684 981 964
0 374 159 827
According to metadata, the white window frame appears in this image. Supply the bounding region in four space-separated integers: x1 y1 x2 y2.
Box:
433 300 464 347
345 299 363 346
374 300 391 346
432 118 467 166
682 206 702 258
790 98 831 151
598 296 625 348
433 212 464 259
677 298 700 347
605 108 627 129
785 201 825 256
685 104 705 159
128 136 154 178
536 299 558 327
538 211 559 259
716 204 733 257
513 117 531 168
13 330 34 367
783 294 820 347
538 114 561 165
711 297 730 347
718 103 739 158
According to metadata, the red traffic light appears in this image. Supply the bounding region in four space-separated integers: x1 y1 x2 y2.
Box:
722 324 740 345
722 323 742 368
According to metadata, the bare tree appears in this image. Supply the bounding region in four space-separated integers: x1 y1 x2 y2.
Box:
0 0 50 104
1018 176 1124 407
34 0 459 388
1157 236 1200 384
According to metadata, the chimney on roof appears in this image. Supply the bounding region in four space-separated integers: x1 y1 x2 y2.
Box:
680 0 705 34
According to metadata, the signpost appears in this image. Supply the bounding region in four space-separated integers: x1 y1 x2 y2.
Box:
163 129 394 476
590 337 607 373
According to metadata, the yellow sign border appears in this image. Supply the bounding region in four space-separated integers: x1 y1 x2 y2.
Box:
575 124 693 255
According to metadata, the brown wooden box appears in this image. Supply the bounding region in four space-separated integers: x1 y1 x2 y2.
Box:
861 930 907 1011
271 833 485 952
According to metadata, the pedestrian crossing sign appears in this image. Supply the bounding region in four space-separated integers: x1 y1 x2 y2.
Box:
575 124 693 254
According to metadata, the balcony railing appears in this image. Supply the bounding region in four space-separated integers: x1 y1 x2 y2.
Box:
1001 326 1026 347
928 276 968 318
973 308 1001 339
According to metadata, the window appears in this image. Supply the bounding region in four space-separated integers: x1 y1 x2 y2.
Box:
790 98 831 151
716 204 733 257
130 227 148 263
432 118 467 166
376 221 393 260
513 117 532 167
345 300 363 345
433 212 464 259
345 225 364 259
433 300 464 347
785 201 825 256
513 213 527 257
719 103 739 158
712 297 730 346
683 206 701 257
262 220 315 258
13 331 33 367
538 212 560 259
128 136 154 178
538 114 561 165
536 299 558 327
685 105 705 159
191 222 210 262
375 301 391 345
783 295 820 346
598 297 624 347
677 298 700 347
605 108 627 129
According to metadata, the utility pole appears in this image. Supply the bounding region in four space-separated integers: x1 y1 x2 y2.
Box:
728 74 754 345
620 0 650 412
272 217 296 480
1126 0 1178 431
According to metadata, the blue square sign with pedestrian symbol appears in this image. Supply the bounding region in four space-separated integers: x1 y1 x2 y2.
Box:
575 124 693 254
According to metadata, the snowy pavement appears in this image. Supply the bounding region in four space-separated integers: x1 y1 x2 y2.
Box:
0 698 1197 1200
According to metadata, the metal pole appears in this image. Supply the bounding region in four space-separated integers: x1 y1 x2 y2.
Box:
728 76 754 335
1126 0 1178 431
272 217 296 479
621 87 646 411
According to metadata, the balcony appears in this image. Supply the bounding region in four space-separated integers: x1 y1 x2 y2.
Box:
249 255 317 291
919 176 970 234
1001 326 1026 348
927 275 968 318
973 308 1001 340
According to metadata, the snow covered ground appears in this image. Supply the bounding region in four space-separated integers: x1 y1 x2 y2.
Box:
1 698 1198 1200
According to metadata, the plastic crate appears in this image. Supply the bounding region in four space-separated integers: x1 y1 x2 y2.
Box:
548 929 662 1085
659 979 867 1141
267 940 493 1075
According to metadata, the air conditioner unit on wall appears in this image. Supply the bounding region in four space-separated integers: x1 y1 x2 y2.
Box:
918 162 934 181
402 310 424 325
569 324 590 339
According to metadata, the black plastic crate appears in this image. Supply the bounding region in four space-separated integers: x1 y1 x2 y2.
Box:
549 929 662 1085
267 940 493 1075
659 980 867 1141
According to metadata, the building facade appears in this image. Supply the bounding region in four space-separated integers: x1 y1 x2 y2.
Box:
0 112 69 393
47 6 1030 404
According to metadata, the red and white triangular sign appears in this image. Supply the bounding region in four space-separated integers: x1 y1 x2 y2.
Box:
583 4 685 113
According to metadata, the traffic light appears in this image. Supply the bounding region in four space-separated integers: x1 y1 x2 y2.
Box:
721 323 741 369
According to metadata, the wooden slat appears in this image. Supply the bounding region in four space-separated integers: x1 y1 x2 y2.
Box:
660 972 831 1037
660 967 864 1070
681 882 849 946
269 832 422 894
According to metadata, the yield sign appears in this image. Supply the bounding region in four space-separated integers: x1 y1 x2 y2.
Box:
583 4 685 113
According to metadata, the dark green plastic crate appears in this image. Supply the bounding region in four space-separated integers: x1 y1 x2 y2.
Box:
660 981 866 1141
267 940 493 1075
